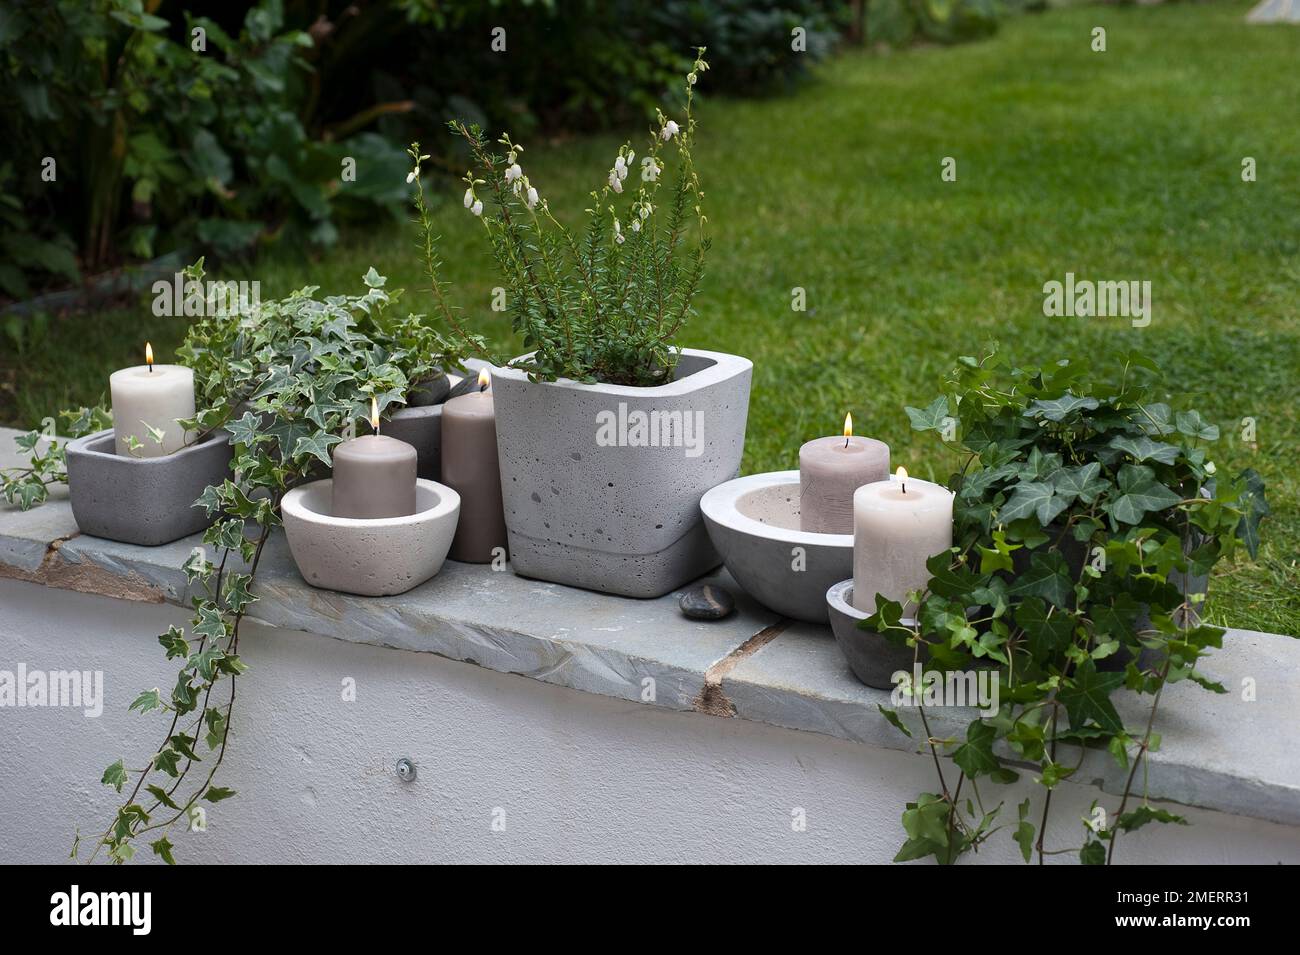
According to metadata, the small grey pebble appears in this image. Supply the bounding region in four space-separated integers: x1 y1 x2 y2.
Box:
680 584 735 621
407 373 451 407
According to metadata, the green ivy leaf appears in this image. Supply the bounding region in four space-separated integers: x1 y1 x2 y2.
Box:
1014 799 1034 862
1025 393 1098 422
146 784 181 811
1107 464 1181 526
150 836 177 865
1116 805 1187 833
904 396 951 433
1007 552 1073 609
1057 659 1126 734
999 480 1067 526
952 720 1001 778
1051 462 1110 505
1079 839 1106 865
128 688 165 715
1175 410 1219 441
1108 434 1179 466
293 431 343 468
877 704 913 739
101 759 127 793
204 786 237 803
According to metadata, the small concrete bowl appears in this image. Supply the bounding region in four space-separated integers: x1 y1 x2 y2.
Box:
281 478 460 597
66 428 233 546
825 580 921 690
700 470 852 624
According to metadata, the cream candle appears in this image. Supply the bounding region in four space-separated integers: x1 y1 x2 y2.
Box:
108 342 195 457
852 467 954 616
331 398 418 519
442 369 508 563
799 413 889 534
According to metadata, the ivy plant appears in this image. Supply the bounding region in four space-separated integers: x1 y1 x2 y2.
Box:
66 260 470 863
870 346 1270 865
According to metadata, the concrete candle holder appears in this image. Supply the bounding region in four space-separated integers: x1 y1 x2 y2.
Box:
825 579 920 690
700 470 852 624
281 478 460 597
65 428 233 546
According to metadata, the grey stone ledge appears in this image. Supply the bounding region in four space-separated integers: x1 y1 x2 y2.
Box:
2 428 1297 827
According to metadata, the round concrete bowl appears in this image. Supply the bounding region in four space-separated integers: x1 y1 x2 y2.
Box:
281 478 460 597
700 470 852 624
826 580 920 690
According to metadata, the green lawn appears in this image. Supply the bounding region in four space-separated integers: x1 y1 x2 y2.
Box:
4 2 1297 634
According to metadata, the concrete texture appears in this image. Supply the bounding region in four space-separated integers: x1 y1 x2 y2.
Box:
2 427 1299 834
281 479 459 596
65 428 232 546
826 580 916 689
491 349 752 598
3 578 1300 864
701 470 853 623
1247 0 1300 22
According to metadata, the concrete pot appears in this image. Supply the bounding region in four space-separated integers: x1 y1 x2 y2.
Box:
701 470 852 624
65 428 233 546
826 580 920 690
281 478 460 597
491 348 752 598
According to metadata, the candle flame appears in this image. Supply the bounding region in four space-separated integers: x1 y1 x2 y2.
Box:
477 368 491 391
843 412 853 439
896 466 908 481
144 342 154 369
369 396 380 432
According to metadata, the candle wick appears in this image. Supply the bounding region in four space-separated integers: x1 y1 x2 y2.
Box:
844 436 849 449
902 482 906 494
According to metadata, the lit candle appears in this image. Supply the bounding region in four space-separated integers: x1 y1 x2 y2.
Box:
108 342 196 457
331 397 418 519
442 368 508 563
798 412 889 534
852 466 954 615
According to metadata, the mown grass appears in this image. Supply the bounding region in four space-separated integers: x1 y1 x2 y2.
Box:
3 2 1296 633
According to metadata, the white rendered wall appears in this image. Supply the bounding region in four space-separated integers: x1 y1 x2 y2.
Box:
1 577 1297 865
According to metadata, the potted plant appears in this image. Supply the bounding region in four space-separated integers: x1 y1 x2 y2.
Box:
863 347 1269 865
409 49 753 597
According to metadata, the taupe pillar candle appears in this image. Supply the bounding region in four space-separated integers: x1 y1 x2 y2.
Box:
799 414 889 534
442 371 508 563
331 401 418 519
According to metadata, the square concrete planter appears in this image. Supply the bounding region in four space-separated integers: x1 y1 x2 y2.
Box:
491 348 752 598
65 428 233 546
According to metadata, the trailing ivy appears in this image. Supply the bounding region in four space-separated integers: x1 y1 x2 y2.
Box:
67 259 471 863
871 346 1270 865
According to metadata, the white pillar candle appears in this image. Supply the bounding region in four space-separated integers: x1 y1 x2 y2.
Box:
799 413 889 534
109 343 196 457
852 467 954 616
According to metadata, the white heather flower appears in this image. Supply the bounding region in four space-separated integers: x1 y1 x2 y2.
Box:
613 218 624 244
661 120 680 140
471 199 484 216
512 178 523 196
640 204 652 219
609 172 623 194
641 157 660 182
631 219 641 233
406 166 418 184
526 185 539 209
463 187 474 208
626 149 634 165
614 155 626 174
1205 461 1217 475
505 163 522 184
688 72 697 86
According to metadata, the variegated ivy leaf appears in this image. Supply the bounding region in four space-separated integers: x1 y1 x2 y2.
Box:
1108 434 1179 466
1051 461 1110 504
1024 393 1099 422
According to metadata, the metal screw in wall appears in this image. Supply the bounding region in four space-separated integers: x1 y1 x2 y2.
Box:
395 757 416 782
